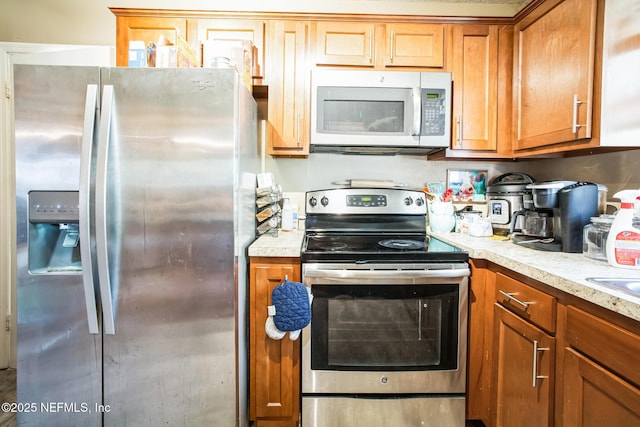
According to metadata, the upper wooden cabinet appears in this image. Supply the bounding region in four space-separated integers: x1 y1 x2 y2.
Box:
313 22 444 69
188 18 265 78
265 20 310 156
512 0 598 153
114 16 188 66
430 24 514 160
450 25 499 152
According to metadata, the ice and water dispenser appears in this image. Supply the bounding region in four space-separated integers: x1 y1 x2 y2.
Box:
28 191 82 274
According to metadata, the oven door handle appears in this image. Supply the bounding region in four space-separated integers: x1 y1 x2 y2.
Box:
303 268 470 280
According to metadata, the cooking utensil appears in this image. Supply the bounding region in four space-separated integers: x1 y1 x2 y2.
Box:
516 237 554 244
332 179 407 188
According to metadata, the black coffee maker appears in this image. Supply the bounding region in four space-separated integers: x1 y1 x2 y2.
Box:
515 181 599 252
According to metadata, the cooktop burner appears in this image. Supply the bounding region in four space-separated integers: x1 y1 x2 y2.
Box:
378 239 426 250
301 233 468 263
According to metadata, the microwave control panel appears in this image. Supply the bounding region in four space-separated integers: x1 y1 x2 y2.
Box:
421 88 446 136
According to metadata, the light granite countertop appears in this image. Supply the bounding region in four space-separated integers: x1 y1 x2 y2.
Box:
248 229 640 322
248 230 305 258
430 231 640 323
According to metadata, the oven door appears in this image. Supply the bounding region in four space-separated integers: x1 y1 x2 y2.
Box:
301 262 469 395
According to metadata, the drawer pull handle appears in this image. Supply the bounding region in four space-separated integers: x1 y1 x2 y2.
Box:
498 290 531 310
532 340 550 387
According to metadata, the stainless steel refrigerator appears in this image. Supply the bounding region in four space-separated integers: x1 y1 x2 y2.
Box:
14 65 259 426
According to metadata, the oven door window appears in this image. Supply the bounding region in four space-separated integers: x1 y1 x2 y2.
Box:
310 284 458 371
316 87 413 136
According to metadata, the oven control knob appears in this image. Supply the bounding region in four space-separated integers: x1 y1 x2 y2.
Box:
309 196 317 207
321 196 329 207
380 376 389 385
403 197 413 206
415 197 424 206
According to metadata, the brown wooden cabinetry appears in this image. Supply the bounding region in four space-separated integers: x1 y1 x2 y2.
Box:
512 0 598 153
492 273 556 427
468 262 640 427
314 21 444 69
429 24 514 160
188 18 265 79
562 306 640 426
265 20 310 156
466 260 495 426
114 15 188 66
249 257 301 427
450 25 499 152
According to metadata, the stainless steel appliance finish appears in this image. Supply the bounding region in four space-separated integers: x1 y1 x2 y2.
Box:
300 187 469 427
302 396 465 427
310 69 452 152
486 172 535 236
302 262 469 395
15 65 258 426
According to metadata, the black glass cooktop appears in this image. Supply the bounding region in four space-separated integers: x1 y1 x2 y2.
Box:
301 233 468 263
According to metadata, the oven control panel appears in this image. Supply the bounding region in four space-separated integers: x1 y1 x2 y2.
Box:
306 188 427 215
346 194 387 207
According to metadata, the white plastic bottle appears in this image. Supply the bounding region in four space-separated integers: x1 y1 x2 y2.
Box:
606 190 640 269
281 198 293 231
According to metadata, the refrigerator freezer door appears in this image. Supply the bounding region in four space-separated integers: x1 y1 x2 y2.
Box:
15 65 102 426
99 68 244 426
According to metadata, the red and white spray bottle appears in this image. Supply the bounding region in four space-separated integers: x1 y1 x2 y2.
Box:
606 190 640 269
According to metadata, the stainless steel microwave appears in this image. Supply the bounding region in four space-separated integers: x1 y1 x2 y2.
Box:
310 69 452 152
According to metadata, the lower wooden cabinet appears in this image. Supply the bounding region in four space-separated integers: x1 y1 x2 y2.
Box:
249 257 301 426
492 304 555 427
562 348 640 426
562 305 640 426
468 264 640 427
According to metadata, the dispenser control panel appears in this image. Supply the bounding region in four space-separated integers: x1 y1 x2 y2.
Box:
29 191 79 223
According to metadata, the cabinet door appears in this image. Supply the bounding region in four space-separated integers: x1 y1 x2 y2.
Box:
266 21 310 156
384 23 444 68
513 0 597 151
190 18 265 78
450 25 498 151
314 21 376 66
493 304 555 427
115 16 188 66
563 348 640 426
250 259 301 425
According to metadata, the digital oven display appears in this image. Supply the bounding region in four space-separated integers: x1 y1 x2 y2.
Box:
346 194 387 207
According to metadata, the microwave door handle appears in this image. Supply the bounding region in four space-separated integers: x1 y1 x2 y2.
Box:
412 87 421 136
96 84 116 335
79 84 100 335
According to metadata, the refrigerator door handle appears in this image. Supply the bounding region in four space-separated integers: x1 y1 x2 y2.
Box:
79 84 100 335
96 84 116 335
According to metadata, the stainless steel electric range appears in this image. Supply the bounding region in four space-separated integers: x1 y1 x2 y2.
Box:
300 187 470 427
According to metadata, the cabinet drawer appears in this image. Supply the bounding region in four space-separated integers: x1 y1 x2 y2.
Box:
566 305 640 388
495 273 556 333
